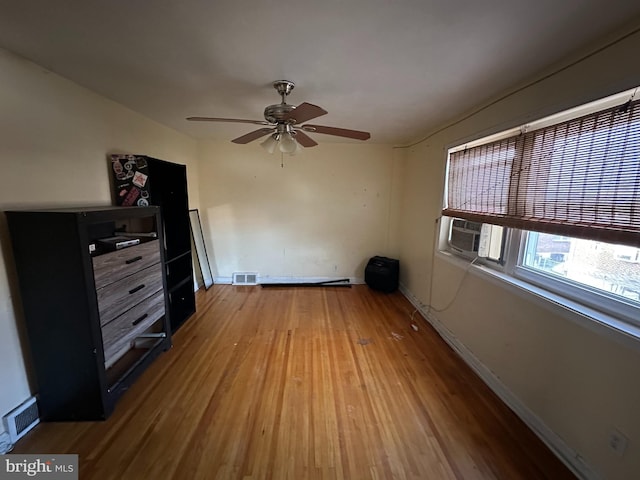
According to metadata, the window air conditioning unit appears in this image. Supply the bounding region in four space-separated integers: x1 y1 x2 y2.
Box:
449 218 504 260
449 219 483 257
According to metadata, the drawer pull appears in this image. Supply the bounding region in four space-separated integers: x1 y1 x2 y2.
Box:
132 313 148 326
125 255 143 265
129 284 145 295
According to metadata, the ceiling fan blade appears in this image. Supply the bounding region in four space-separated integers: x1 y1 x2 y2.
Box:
187 117 271 126
231 128 274 144
283 102 328 124
301 124 370 141
293 130 318 148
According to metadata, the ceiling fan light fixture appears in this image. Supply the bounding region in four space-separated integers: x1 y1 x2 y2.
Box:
279 132 298 154
291 141 303 156
260 134 278 154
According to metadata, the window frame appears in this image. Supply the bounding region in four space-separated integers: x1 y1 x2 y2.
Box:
512 231 640 327
441 220 640 339
440 86 640 338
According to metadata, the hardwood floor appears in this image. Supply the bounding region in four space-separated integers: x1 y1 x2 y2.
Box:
14 285 575 479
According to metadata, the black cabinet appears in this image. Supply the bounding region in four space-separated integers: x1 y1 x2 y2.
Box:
136 156 195 332
147 159 191 261
6 206 172 421
110 154 196 332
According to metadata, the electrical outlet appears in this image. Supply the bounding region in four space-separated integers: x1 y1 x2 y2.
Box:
608 428 629 457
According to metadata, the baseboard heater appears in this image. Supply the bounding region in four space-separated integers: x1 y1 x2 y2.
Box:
3 396 39 444
260 278 351 288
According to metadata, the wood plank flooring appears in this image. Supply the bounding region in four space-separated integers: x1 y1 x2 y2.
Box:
13 285 575 479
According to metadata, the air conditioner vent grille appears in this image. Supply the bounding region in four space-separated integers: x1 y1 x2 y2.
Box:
3 397 40 443
232 272 259 285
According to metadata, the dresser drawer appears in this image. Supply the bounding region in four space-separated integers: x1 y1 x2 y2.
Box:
93 240 161 289
97 263 163 326
102 291 165 367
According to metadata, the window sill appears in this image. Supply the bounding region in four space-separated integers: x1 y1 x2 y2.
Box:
435 250 640 352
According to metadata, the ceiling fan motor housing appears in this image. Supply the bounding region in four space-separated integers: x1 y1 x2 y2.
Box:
264 103 296 124
264 80 297 124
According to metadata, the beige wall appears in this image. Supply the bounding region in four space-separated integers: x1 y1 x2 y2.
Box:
197 141 399 282
0 48 199 430
396 25 640 480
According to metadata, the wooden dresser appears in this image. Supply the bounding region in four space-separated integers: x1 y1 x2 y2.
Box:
6 206 172 421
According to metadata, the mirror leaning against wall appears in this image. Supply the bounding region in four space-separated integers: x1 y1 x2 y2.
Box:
189 209 214 290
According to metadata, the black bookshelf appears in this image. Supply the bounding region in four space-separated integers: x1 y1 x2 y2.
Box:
145 157 196 332
109 155 196 333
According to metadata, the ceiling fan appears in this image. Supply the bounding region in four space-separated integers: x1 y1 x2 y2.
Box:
186 80 371 153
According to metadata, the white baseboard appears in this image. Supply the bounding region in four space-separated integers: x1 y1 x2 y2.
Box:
214 276 365 285
399 283 600 480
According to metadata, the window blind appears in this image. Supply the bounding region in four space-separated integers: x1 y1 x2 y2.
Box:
443 99 640 247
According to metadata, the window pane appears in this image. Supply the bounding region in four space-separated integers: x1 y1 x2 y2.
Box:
523 232 640 304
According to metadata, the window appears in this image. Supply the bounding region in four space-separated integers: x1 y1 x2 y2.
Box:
443 87 640 331
518 232 640 324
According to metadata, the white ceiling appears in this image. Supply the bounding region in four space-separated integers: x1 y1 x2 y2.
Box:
1 1 639 145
